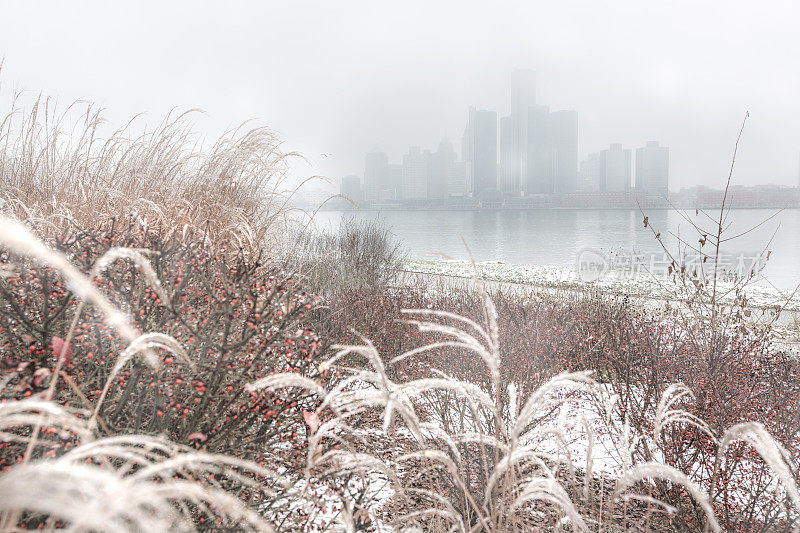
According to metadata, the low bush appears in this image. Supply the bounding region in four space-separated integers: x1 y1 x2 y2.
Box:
578 301 800 530
300 291 800 531
0 220 332 528
312 284 800 530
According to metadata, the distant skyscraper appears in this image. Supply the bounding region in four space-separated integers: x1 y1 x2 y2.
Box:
340 175 362 204
448 160 468 197
498 115 515 195
501 69 536 197
427 138 456 200
364 149 389 203
578 153 601 192
600 143 631 191
526 104 551 194
401 146 428 201
464 107 498 197
387 164 402 201
635 141 669 196
548 110 578 194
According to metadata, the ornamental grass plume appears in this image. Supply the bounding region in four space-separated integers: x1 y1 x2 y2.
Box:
314 279 800 530
0 91 301 253
292 283 800 531
0 401 278 532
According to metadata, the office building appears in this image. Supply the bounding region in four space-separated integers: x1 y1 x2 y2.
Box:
548 110 579 194
340 175 362 204
600 143 631 192
498 69 536 197
635 141 669 197
428 138 456 200
464 107 498 198
401 146 428 201
525 104 551 194
498 115 515 196
386 164 402 201
363 149 389 203
448 160 468 197
578 153 601 193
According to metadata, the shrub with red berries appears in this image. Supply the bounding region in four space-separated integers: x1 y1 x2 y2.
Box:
0 220 328 513
313 285 800 531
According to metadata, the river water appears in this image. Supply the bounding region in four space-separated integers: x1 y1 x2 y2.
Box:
313 208 800 294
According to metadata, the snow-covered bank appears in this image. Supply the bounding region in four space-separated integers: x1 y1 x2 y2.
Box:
400 258 800 349
402 258 800 313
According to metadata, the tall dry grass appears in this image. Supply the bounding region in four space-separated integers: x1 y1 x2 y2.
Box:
0 90 303 252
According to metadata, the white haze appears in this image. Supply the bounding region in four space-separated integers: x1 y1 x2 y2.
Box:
0 0 798 192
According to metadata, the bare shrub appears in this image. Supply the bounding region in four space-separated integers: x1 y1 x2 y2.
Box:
576 297 800 530
293 217 405 296
315 286 602 395
617 112 800 530
1 218 324 458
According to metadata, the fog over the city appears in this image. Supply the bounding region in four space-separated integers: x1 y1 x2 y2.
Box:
1 0 798 191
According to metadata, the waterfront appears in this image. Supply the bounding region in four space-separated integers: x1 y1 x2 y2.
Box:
314 208 800 293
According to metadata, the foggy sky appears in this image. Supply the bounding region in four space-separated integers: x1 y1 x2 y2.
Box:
1 0 799 192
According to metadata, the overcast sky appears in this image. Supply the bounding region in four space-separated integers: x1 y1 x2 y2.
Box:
1 1 799 192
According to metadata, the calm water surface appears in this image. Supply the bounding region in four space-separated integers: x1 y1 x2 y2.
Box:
313 209 800 291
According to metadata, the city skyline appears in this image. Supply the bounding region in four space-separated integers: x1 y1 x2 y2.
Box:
352 70 672 206
2 1 798 194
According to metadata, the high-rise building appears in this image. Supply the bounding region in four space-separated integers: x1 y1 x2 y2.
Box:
464 107 498 198
578 153 601 192
526 104 551 194
498 115 514 196
340 175 362 204
448 160 468 197
548 110 578 194
363 149 389 203
501 69 536 197
386 164 402 201
427 138 456 200
401 146 428 201
635 141 669 197
600 143 631 192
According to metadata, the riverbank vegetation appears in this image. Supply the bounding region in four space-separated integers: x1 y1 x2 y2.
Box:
1 98 799 531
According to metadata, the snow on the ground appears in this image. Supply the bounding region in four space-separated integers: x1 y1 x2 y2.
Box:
402 258 800 313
